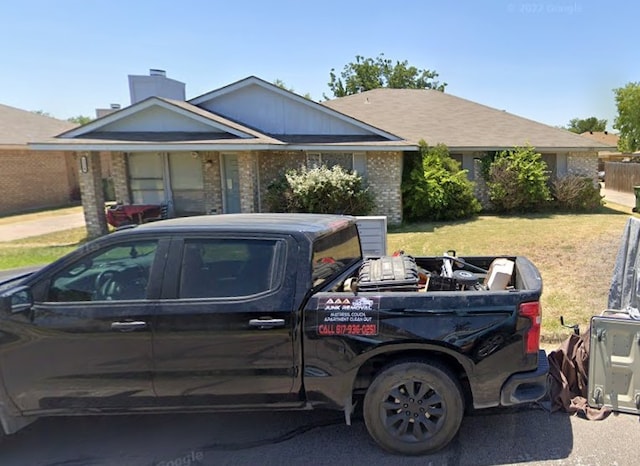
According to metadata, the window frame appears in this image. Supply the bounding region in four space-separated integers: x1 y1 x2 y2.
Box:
41 236 168 304
305 151 367 179
162 235 288 301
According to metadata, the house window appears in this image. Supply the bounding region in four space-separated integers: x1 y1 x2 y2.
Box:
127 152 205 216
128 153 165 204
305 152 366 177
541 153 557 178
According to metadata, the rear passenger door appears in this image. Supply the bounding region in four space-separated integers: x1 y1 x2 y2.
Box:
152 234 302 407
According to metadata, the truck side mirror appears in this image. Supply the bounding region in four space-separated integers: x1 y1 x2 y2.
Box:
0 286 33 314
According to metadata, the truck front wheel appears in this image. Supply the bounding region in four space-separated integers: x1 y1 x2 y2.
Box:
363 360 463 455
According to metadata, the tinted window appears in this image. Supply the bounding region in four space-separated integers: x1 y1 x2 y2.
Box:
312 224 362 287
48 241 158 302
179 238 280 298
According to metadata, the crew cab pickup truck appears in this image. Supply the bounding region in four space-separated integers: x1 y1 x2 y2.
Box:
0 213 548 455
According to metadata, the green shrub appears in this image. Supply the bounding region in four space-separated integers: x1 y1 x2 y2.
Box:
402 142 481 221
265 165 374 215
552 175 603 211
487 145 552 212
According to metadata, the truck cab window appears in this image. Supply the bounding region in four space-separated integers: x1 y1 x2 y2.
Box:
179 239 279 298
47 241 158 302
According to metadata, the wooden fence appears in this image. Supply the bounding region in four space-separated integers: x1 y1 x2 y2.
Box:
604 162 640 193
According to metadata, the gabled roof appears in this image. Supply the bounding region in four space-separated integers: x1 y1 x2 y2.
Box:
32 78 410 152
323 89 616 151
58 97 272 140
190 76 401 141
31 97 287 151
0 103 75 147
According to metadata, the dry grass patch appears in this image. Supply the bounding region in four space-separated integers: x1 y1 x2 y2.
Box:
388 207 631 343
0 205 82 226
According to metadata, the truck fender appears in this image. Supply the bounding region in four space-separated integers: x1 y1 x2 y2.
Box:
343 342 475 416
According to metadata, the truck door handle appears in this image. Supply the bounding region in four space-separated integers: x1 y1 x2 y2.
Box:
249 318 285 329
111 321 147 332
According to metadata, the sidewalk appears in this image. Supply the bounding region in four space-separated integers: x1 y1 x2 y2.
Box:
0 212 86 242
601 185 636 209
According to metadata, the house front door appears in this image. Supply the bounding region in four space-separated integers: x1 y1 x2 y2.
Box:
222 153 241 213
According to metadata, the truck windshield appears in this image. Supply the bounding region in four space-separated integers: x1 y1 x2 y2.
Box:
311 224 362 287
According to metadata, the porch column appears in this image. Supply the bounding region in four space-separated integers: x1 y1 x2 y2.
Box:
365 151 403 225
237 151 257 213
111 152 131 204
78 151 108 238
202 152 223 215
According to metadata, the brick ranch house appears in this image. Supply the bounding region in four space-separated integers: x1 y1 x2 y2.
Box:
0 104 78 215
30 71 613 238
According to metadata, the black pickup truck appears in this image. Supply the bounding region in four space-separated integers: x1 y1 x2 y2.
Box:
0 213 548 455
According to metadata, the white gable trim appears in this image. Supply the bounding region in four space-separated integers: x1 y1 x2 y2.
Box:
29 142 414 152
189 76 402 141
58 98 256 139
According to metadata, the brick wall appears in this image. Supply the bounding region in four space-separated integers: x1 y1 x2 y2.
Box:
257 151 304 211
568 151 598 182
78 152 107 238
202 151 223 214
0 148 78 215
237 151 257 213
111 152 130 204
256 150 403 223
365 151 403 225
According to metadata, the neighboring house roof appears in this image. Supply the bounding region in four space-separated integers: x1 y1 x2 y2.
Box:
580 131 622 156
323 88 615 151
0 103 75 147
580 131 619 146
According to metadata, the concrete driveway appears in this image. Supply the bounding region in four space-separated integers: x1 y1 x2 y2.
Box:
0 211 85 242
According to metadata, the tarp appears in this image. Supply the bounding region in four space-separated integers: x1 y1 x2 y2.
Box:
548 329 611 420
607 216 640 319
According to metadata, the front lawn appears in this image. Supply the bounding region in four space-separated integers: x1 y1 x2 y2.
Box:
388 205 631 343
0 205 633 342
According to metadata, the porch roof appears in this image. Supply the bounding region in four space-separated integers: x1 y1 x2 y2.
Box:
29 136 413 152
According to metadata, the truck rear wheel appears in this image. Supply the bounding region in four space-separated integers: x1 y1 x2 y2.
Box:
363 360 463 455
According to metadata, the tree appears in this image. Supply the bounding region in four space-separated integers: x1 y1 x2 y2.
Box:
402 141 480 221
326 53 446 98
614 82 640 152
68 115 92 125
486 145 552 212
31 110 53 118
273 79 312 100
566 116 607 134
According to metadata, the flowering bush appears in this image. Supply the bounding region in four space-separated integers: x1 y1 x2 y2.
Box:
266 165 374 215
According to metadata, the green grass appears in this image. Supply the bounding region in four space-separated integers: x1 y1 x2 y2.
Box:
0 227 88 269
388 205 632 344
0 204 634 343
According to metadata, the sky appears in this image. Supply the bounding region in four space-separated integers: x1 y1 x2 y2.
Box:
0 0 637 131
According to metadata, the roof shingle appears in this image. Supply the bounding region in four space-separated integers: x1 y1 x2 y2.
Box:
323 88 615 151
0 103 76 146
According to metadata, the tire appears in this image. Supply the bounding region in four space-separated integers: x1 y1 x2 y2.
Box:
363 360 464 456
